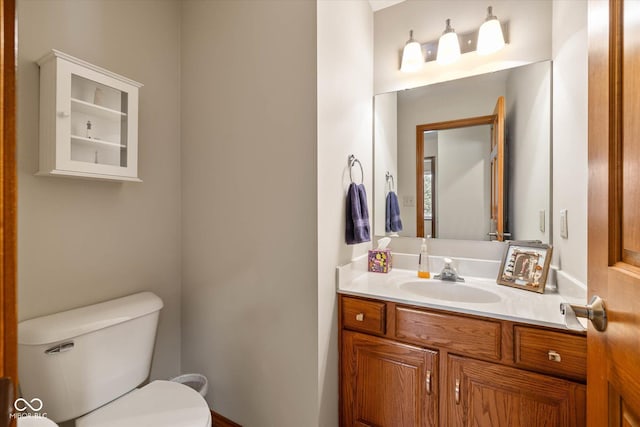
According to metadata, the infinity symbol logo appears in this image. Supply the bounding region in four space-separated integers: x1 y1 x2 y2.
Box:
14 397 43 412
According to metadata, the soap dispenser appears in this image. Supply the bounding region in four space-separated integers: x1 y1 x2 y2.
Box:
418 238 431 279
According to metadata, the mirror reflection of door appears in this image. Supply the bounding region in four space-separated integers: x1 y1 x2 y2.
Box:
416 100 505 240
490 96 506 241
423 156 436 237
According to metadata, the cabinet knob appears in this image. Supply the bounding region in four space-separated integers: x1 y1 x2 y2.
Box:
355 313 364 322
548 350 561 362
455 379 461 404
57 111 70 118
425 370 432 395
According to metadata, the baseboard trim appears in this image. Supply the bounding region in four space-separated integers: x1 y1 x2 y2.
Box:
211 410 242 427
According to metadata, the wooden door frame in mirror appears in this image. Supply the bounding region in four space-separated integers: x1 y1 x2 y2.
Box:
416 115 494 238
0 0 17 425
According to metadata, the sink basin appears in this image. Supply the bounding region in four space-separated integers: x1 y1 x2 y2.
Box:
399 281 502 304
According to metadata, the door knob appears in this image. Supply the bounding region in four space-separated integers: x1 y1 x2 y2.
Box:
560 295 607 332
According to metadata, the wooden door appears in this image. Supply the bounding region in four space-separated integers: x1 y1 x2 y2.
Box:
341 331 438 427
447 355 586 427
489 96 505 241
588 0 640 425
0 0 17 426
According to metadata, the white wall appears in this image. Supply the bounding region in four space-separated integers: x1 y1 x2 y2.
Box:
552 0 588 286
437 126 491 240
374 92 397 236
180 1 318 425
17 0 182 381
506 61 551 242
374 0 552 93
318 1 373 425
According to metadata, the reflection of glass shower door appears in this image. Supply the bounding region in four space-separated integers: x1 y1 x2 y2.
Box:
424 156 436 237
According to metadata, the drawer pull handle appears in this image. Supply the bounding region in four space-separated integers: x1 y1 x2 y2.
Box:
455 379 461 404
355 313 365 322
548 350 562 362
426 370 432 395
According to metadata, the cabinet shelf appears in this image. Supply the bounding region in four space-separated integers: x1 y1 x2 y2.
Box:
70 135 125 148
71 97 127 119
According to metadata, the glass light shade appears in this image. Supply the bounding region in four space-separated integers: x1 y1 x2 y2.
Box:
477 13 505 55
436 31 461 65
400 31 424 72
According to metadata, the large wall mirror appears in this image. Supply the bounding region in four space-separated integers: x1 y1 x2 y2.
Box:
374 61 551 242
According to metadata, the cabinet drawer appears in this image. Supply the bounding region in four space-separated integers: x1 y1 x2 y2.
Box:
342 297 386 335
514 326 586 381
395 306 502 361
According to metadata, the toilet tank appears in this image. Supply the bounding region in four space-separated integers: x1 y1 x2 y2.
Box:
18 292 164 423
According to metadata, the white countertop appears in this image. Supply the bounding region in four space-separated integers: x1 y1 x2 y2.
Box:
337 255 588 331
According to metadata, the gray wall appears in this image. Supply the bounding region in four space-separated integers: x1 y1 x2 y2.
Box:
180 1 318 425
17 0 182 380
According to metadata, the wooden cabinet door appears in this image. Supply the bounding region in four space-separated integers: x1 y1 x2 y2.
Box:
447 355 585 427
341 331 438 427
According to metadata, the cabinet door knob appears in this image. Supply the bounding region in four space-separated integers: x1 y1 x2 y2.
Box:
455 379 461 404
425 370 432 395
548 350 561 362
58 111 70 118
355 313 364 322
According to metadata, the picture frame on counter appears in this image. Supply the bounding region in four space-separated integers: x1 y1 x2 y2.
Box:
497 241 553 294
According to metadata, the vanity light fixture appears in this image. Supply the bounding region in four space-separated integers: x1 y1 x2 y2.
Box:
436 19 461 65
400 30 424 72
398 6 509 71
477 6 505 55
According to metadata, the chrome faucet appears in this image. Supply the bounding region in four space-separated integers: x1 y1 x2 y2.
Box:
434 258 465 282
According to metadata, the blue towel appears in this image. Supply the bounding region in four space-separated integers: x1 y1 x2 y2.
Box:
385 191 403 233
346 183 371 245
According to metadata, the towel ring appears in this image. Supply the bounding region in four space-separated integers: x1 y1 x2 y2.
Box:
385 171 395 191
348 155 364 184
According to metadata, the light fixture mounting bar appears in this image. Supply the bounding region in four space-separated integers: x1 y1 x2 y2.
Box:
407 21 509 64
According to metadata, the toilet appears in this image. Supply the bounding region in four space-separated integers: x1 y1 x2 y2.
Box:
18 292 211 427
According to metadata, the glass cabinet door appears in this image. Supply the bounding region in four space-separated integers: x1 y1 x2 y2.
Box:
38 50 142 182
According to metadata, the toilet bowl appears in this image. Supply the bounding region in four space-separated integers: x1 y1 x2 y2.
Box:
76 380 211 427
17 416 58 427
18 292 211 426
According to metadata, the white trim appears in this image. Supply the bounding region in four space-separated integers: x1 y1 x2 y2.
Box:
37 49 143 88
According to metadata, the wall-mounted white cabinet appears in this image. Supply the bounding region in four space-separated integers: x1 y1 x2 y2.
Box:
37 50 143 182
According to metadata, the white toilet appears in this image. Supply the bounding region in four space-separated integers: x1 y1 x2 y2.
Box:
18 292 211 427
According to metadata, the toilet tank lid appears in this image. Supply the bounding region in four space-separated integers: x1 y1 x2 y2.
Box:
18 292 163 345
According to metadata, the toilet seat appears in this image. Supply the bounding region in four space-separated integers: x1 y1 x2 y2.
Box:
75 380 211 427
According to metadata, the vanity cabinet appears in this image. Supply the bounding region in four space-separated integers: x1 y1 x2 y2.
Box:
37 50 143 182
339 295 586 427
